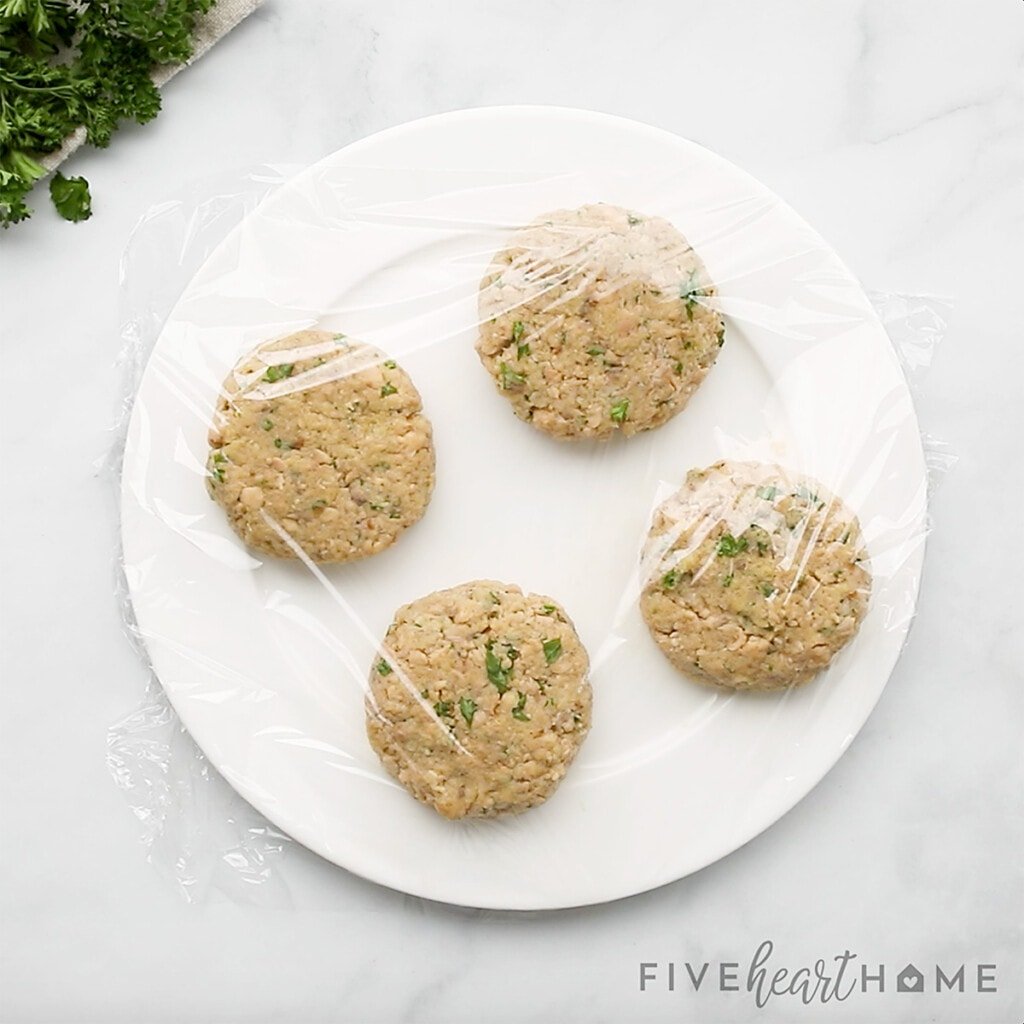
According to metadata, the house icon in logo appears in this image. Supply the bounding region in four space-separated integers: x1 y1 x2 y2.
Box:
897 964 924 993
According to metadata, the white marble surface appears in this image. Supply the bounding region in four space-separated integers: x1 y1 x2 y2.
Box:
1 1 1022 1021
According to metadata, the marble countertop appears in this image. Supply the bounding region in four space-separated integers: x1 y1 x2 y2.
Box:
1 2 1021 1022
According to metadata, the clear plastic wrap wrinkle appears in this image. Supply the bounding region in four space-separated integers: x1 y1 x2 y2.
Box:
109 167 301 905
110 121 952 910
106 678 291 904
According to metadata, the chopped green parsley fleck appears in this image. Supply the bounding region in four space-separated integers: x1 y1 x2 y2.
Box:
499 362 526 389
485 642 513 694
263 363 294 383
680 269 704 319
717 533 748 557
542 638 562 664
512 692 530 721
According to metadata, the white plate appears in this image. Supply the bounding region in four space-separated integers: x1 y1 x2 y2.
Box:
121 107 926 909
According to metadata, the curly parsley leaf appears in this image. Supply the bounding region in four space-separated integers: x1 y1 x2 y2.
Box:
48 172 91 222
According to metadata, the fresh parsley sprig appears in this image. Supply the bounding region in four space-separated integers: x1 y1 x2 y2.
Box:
0 0 216 227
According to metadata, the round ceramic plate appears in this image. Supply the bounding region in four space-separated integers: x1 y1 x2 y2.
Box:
121 106 926 909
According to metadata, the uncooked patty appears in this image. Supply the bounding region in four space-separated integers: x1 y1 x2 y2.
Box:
476 203 724 440
639 461 871 691
366 580 592 819
206 329 435 563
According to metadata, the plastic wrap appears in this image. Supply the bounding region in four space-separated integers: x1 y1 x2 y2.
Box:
110 109 951 909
